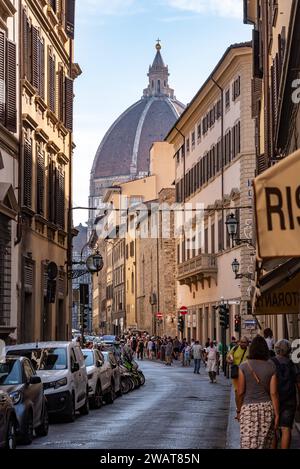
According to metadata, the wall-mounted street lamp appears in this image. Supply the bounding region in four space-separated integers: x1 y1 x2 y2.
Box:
231 258 253 280
70 250 104 279
225 213 255 248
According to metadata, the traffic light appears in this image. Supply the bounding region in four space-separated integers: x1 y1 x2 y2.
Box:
80 307 89 331
80 283 89 306
178 316 184 332
234 315 241 333
219 305 229 329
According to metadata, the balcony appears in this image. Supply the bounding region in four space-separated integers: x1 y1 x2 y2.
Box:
177 254 218 287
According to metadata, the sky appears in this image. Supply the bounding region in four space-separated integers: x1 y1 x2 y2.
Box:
72 0 252 226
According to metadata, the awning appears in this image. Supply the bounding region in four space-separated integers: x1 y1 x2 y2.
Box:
254 258 300 315
0 183 18 220
254 149 300 258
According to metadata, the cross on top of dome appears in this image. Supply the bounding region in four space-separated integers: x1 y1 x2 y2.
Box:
143 41 175 99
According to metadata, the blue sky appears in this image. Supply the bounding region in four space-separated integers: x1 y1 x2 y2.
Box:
73 0 251 226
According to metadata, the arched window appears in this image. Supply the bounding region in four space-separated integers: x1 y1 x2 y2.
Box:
157 80 161 93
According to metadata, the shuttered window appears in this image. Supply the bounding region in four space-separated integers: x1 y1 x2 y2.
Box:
22 10 31 81
48 160 56 223
0 31 17 132
49 0 57 13
0 31 5 125
218 218 223 252
39 38 45 100
5 40 17 132
65 0 75 39
23 138 33 208
65 76 73 131
58 65 65 122
232 76 241 101
48 51 56 113
56 167 65 230
31 26 39 90
36 144 45 215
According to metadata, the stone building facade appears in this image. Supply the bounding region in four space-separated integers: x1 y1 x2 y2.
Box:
0 0 19 341
166 43 257 344
18 0 80 342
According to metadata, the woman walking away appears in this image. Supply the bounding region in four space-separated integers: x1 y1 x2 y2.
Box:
237 335 279 449
271 339 300 449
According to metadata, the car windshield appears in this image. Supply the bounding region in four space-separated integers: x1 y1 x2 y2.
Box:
101 336 115 342
83 351 94 367
7 347 67 371
0 360 23 385
39 348 67 370
7 349 43 371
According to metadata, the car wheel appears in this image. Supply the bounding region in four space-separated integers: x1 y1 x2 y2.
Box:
121 377 130 394
138 370 145 386
104 383 115 404
90 382 102 409
65 394 76 423
35 404 49 437
6 417 17 449
79 388 90 415
21 411 34 445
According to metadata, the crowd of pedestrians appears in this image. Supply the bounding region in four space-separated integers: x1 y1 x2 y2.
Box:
121 329 300 450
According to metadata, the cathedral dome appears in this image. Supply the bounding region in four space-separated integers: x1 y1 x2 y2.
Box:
91 42 185 181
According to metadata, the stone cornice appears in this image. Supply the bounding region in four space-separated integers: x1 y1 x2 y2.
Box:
35 128 49 143
22 113 38 130
0 124 19 156
0 0 16 21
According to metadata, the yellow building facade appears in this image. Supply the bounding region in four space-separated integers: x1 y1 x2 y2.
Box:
19 0 80 342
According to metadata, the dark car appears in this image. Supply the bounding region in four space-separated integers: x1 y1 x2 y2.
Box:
0 357 48 444
0 390 17 449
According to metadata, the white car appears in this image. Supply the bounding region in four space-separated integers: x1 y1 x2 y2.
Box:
6 342 89 422
82 349 113 408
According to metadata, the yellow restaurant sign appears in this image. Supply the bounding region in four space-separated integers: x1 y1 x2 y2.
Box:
255 272 300 315
254 149 300 258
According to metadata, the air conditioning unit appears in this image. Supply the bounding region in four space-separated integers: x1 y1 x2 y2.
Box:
149 293 157 305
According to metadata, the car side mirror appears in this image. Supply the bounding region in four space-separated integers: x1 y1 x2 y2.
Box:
72 362 80 373
29 376 41 385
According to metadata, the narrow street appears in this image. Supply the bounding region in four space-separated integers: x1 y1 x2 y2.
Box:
22 360 231 450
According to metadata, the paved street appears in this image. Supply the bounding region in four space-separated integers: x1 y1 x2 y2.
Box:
21 360 231 449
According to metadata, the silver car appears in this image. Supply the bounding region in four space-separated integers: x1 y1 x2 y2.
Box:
82 349 112 408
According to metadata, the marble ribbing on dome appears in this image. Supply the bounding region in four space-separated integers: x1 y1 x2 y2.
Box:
92 97 185 179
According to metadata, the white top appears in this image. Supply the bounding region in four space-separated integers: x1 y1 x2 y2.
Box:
265 337 275 350
206 346 218 360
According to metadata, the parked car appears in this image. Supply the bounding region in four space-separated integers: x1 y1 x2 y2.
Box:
0 390 17 449
0 356 48 445
82 349 113 408
101 351 121 401
100 335 119 345
6 342 89 422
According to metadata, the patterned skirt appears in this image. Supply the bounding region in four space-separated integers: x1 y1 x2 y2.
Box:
240 401 275 449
